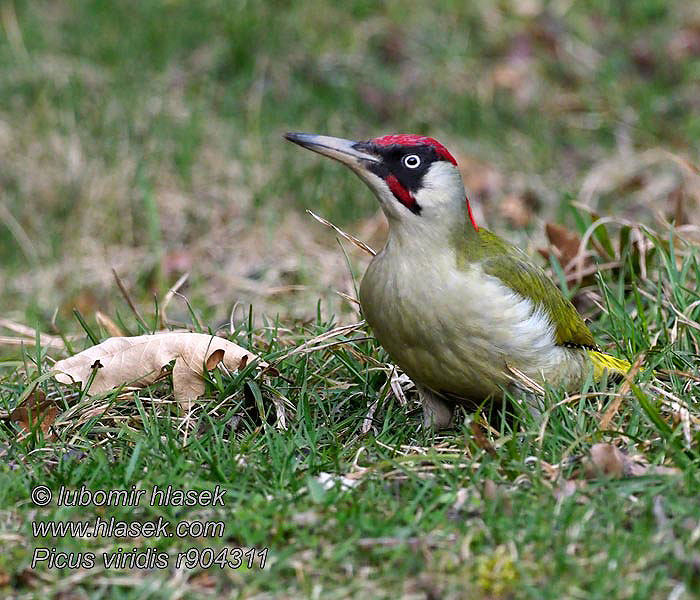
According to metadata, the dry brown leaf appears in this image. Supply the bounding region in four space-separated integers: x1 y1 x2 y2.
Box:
543 223 582 265
584 443 630 477
538 222 597 285
582 443 680 478
9 388 59 436
469 420 497 457
53 333 260 403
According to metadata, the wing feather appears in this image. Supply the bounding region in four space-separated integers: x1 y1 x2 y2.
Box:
465 229 596 349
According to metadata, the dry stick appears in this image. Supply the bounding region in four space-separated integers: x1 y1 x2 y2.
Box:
536 391 628 445
660 149 700 176
306 210 376 256
599 354 646 431
95 311 125 337
564 261 621 283
112 268 149 331
270 321 366 366
656 368 700 383
307 207 373 319
160 272 190 328
0 335 63 349
336 290 361 308
0 318 73 349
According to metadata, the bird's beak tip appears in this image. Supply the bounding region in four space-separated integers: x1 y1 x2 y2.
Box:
283 132 301 142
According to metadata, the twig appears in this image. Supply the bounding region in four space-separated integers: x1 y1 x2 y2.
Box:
362 396 380 434
0 319 75 349
160 272 189 328
270 321 367 366
112 269 149 331
306 210 376 256
335 290 361 307
564 261 621 282
599 354 645 430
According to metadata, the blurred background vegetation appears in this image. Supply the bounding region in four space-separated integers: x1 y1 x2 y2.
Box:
1 0 699 331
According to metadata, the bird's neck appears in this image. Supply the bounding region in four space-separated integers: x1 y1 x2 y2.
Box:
385 196 481 261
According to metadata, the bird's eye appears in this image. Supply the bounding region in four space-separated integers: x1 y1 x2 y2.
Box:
402 154 421 169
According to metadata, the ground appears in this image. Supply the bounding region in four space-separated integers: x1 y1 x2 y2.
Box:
1 1 699 598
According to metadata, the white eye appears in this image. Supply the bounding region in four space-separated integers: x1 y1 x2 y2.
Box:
402 154 421 169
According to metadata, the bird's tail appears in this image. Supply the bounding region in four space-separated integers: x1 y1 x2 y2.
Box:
586 350 631 380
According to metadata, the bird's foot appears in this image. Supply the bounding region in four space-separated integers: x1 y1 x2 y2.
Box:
417 384 454 430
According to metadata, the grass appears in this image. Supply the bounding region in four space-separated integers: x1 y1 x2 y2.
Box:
2 0 699 322
1 1 700 598
1 217 699 598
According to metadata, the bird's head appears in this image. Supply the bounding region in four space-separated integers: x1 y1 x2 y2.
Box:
285 133 479 242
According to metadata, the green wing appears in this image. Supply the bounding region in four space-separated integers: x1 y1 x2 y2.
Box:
466 228 596 349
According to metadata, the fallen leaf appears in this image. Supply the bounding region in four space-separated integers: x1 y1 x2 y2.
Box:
470 420 497 457
9 388 59 436
584 443 628 477
205 348 225 370
53 333 261 403
543 222 582 266
538 222 597 285
582 443 680 478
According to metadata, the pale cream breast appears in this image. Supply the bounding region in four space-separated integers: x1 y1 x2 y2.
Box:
360 244 589 399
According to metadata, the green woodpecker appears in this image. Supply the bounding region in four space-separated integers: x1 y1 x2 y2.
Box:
285 132 629 428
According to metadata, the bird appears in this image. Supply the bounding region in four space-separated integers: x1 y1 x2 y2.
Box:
285 132 630 429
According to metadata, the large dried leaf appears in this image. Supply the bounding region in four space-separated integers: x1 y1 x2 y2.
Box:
53 333 260 402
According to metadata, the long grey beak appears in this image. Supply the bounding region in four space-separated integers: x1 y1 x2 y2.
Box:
284 132 380 167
